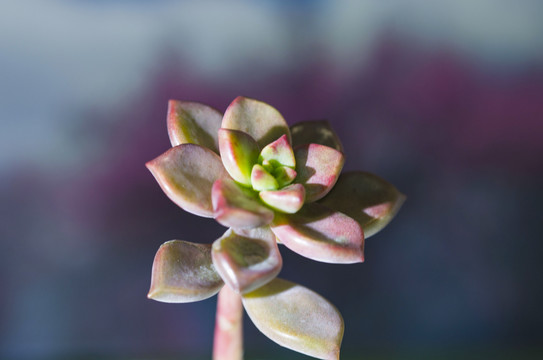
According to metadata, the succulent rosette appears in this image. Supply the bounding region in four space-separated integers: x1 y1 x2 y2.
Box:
146 97 404 359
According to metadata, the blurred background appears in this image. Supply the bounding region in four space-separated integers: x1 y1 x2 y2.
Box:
1 0 542 359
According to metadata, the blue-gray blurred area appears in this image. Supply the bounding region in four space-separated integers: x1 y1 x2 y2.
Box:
1 0 543 359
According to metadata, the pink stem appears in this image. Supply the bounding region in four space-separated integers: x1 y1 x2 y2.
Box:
213 285 243 360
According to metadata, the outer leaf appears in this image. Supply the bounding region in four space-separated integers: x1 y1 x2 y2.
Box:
218 129 260 187
290 120 344 152
212 228 282 294
167 100 223 153
259 134 295 168
148 240 223 303
259 184 305 214
319 171 405 238
222 96 291 148
270 203 364 264
243 278 344 360
251 164 278 192
294 144 345 202
212 178 274 229
146 144 227 217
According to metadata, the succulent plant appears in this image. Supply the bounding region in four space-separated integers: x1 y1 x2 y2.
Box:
146 96 405 360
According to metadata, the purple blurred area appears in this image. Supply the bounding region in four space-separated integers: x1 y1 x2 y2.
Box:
1 1 543 359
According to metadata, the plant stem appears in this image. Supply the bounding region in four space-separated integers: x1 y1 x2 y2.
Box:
213 285 243 360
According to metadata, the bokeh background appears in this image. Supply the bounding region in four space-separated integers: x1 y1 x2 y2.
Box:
1 0 542 359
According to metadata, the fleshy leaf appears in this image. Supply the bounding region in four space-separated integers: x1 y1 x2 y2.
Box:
167 100 223 153
270 202 364 264
251 164 278 192
260 184 305 214
236 226 277 244
318 171 405 238
218 129 260 187
290 120 343 152
148 240 223 303
294 144 345 202
146 144 227 217
222 96 291 148
212 178 274 229
243 278 344 360
273 166 297 188
259 134 295 168
212 228 282 294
